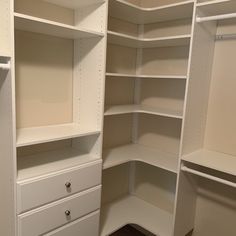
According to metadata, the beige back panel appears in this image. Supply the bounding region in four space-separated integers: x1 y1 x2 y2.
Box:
137 114 182 154
204 20 236 156
133 162 176 213
14 0 74 25
15 30 73 128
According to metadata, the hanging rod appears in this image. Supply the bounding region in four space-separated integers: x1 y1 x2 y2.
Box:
216 33 236 40
181 165 236 189
197 13 236 23
0 61 10 70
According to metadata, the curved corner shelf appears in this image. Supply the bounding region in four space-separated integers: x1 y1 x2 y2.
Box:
103 143 179 173
44 0 105 9
106 72 187 80
108 31 191 48
104 104 183 119
100 195 173 236
182 149 236 176
14 13 104 39
109 0 194 24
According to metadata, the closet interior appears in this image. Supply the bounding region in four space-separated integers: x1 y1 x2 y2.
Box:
1 0 236 236
101 0 194 235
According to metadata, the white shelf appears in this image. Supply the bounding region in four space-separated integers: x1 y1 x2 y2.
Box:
14 13 104 39
103 143 179 173
16 123 100 147
104 104 183 119
100 195 173 236
108 31 191 48
17 148 100 181
182 149 236 176
109 0 194 24
44 0 105 9
106 72 187 80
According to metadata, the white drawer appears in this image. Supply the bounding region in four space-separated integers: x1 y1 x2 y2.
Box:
44 211 100 236
18 186 101 236
17 160 102 213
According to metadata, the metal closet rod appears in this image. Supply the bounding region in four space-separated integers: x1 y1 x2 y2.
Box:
215 33 236 40
181 165 236 189
0 61 10 70
197 13 236 23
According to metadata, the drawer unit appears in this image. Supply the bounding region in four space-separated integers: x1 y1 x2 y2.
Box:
18 186 101 236
45 211 100 236
17 160 102 213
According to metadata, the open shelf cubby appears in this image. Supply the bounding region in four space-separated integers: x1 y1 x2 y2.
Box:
100 163 176 236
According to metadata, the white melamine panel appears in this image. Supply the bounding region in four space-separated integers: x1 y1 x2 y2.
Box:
109 0 194 24
103 143 178 173
100 195 173 236
0 0 11 56
106 72 187 80
14 13 104 39
104 104 183 119
182 149 236 176
16 123 100 147
44 0 105 9
17 160 102 213
18 186 101 236
45 211 100 236
108 31 191 48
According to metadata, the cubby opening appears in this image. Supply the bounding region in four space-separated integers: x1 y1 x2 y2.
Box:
17 134 101 181
100 162 176 236
103 113 182 173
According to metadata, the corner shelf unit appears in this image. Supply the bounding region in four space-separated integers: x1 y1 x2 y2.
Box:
108 30 191 48
100 195 173 236
109 0 194 24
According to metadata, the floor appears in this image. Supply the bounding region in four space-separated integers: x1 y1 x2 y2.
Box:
110 225 146 236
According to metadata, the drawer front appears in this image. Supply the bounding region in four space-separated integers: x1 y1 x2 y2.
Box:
17 160 102 213
44 211 99 236
18 186 101 236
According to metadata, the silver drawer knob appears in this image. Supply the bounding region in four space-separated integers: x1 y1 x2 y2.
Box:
65 182 71 188
65 210 71 216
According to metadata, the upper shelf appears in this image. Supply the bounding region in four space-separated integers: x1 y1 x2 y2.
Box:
14 13 104 39
109 0 194 24
104 104 183 119
43 0 105 9
16 123 100 147
196 0 236 22
182 149 236 176
108 31 191 48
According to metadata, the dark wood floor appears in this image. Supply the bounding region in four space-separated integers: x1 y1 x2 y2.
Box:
110 225 146 236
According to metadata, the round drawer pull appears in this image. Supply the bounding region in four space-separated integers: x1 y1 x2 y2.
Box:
65 210 71 216
65 182 71 188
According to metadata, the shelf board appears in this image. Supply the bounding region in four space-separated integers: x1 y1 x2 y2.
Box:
44 0 105 9
106 72 187 80
109 0 194 24
103 143 179 173
104 104 183 119
197 0 236 16
182 149 236 176
17 148 101 181
16 123 100 147
100 195 173 236
14 13 104 39
108 31 191 48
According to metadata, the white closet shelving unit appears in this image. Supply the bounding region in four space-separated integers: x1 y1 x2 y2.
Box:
1 0 236 236
100 0 194 235
1 0 108 235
